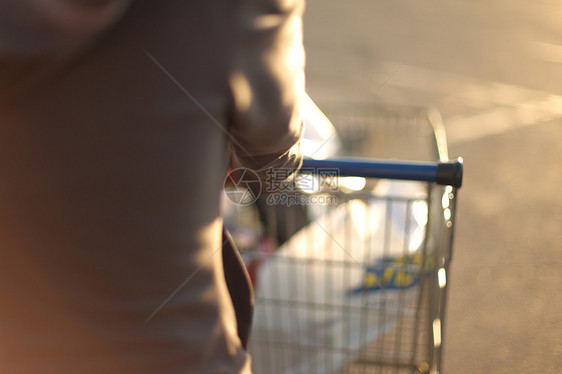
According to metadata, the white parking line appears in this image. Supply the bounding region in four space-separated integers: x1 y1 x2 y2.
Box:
381 62 548 107
445 95 562 144
531 42 562 63
381 62 562 144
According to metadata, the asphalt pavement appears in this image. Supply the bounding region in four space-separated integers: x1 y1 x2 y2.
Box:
303 1 562 372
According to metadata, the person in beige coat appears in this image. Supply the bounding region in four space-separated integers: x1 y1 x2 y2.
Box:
0 0 304 372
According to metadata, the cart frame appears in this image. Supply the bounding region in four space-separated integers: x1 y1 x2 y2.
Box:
237 106 463 374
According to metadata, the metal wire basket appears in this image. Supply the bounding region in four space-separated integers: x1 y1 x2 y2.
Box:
226 105 462 374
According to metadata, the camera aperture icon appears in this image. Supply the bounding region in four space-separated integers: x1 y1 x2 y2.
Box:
223 167 262 206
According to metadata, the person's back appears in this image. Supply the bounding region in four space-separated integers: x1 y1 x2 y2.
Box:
0 0 304 372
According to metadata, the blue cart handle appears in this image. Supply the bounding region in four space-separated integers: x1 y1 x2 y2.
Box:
301 157 463 188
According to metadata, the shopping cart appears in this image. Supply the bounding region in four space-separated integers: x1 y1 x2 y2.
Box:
225 105 463 374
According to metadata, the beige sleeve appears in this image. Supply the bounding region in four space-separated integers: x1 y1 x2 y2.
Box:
228 0 305 180
0 0 133 87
